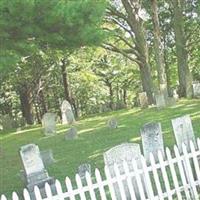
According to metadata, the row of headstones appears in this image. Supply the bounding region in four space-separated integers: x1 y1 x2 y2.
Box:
19 144 91 199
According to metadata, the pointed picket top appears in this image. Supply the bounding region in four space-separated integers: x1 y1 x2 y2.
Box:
55 179 63 195
12 192 19 200
94 168 107 200
45 182 53 199
85 171 96 199
65 177 75 200
34 185 42 200
23 188 31 200
1 195 7 200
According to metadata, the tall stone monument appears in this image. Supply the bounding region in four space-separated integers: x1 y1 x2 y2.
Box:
171 115 196 153
138 92 149 108
61 100 75 124
104 143 145 199
20 144 55 198
192 83 200 98
141 122 164 163
42 113 56 136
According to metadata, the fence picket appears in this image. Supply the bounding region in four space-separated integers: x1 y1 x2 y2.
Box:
158 150 172 199
122 160 137 199
85 172 96 200
95 169 107 200
65 177 75 200
166 147 182 200
23 189 31 200
131 159 146 199
12 192 19 200
76 174 87 200
104 165 117 200
34 185 42 200
141 156 154 199
174 145 191 199
149 153 164 200
0 195 7 200
55 180 64 199
45 183 53 199
182 142 198 199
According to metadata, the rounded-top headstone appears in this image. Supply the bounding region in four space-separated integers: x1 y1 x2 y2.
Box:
42 113 56 136
65 127 78 140
61 100 75 125
107 118 118 129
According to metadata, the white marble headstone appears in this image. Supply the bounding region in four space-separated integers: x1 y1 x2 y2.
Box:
172 115 196 153
138 92 148 108
193 83 200 98
42 113 56 136
104 143 144 199
141 122 164 162
155 93 166 108
61 100 75 124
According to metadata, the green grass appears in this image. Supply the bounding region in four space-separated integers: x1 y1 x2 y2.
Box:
0 99 200 197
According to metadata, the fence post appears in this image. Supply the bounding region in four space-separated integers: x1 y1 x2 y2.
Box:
34 186 42 200
65 177 75 200
76 174 87 200
23 189 31 200
85 172 96 200
1 195 7 200
55 180 64 199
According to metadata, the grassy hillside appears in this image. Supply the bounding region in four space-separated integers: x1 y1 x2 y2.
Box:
0 99 200 196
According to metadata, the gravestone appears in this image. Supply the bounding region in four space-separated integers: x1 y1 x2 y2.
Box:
107 118 118 129
141 122 164 163
42 113 56 136
192 83 200 98
104 143 145 200
138 92 148 108
77 163 91 184
65 127 78 140
20 144 56 198
61 100 75 124
40 149 55 167
173 89 179 101
155 92 166 108
2 115 16 130
171 115 196 153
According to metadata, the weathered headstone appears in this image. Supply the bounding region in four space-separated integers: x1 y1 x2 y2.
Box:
2 115 16 130
173 89 179 101
61 100 75 124
104 143 144 199
42 113 56 136
77 163 91 184
138 92 148 108
171 115 196 153
20 144 56 198
107 118 118 129
155 92 166 108
192 83 200 98
40 149 55 167
65 127 78 140
141 122 164 163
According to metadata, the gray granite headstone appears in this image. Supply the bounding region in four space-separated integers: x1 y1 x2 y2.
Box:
42 113 56 136
141 122 164 163
138 92 148 108
104 143 145 200
192 83 200 98
155 92 166 108
65 127 78 140
171 115 196 153
20 144 56 199
107 118 118 129
40 149 55 167
77 163 91 184
61 100 75 125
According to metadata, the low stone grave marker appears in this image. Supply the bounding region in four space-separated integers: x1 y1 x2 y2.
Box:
107 118 118 129
20 144 56 198
42 113 56 136
40 149 55 167
141 122 164 163
138 92 149 108
65 127 78 140
171 115 196 153
104 143 145 199
155 92 166 108
2 115 16 130
61 100 75 124
193 83 200 98
77 163 91 184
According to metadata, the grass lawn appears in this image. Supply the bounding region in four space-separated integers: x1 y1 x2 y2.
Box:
0 99 200 197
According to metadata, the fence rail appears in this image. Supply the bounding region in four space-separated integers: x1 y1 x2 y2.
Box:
1 139 200 200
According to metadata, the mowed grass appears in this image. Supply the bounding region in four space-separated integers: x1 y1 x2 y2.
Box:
0 99 200 197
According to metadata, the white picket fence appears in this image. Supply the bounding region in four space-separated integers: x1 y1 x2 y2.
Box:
1 139 200 200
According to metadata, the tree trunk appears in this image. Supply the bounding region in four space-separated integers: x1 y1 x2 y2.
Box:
123 89 127 106
172 0 192 97
61 58 71 102
151 0 168 96
19 86 34 125
108 83 114 110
